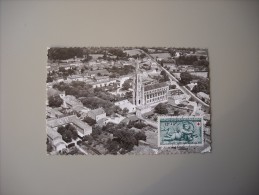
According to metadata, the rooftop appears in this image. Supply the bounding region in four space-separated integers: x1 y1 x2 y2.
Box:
47 115 91 130
46 126 61 140
88 107 105 117
46 107 64 117
144 82 168 91
197 92 210 99
47 88 62 97
62 95 83 107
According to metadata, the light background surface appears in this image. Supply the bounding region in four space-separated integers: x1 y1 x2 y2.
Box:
0 0 258 195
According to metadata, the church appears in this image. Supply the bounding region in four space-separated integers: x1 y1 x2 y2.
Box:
132 60 169 109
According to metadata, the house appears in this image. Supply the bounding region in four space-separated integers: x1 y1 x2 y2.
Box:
197 92 210 104
59 94 83 109
46 107 64 119
114 100 136 113
89 78 118 88
46 126 66 152
86 69 110 77
121 115 140 125
66 75 88 82
47 88 62 98
87 107 106 122
105 114 125 125
94 76 110 82
71 105 91 118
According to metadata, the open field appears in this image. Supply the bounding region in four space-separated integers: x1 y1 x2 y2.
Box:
124 49 142 56
150 53 171 59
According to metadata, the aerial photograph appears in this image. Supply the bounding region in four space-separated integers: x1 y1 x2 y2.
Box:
46 47 211 155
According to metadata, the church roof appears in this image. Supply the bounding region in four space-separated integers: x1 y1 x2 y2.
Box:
144 82 168 91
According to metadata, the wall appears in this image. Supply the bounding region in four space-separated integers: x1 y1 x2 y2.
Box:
0 0 259 195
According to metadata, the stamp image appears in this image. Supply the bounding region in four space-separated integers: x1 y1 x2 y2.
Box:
158 116 203 147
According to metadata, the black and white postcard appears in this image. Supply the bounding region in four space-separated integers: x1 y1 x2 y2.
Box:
46 47 211 155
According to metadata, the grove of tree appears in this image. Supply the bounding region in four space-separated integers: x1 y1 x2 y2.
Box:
48 94 63 107
154 103 169 114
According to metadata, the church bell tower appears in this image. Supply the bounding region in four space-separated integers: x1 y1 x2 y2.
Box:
132 60 144 107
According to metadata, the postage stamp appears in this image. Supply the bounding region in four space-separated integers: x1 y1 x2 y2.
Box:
158 116 204 147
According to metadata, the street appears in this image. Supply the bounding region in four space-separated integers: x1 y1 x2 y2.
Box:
139 49 210 108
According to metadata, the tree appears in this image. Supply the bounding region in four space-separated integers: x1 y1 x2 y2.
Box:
57 126 66 135
113 129 137 151
125 91 132 99
154 103 168 114
102 122 117 133
92 125 102 138
193 59 209 67
48 47 84 60
83 116 96 126
48 95 63 107
47 75 53 83
192 79 210 94
134 131 147 143
169 85 176 90
106 139 119 154
65 124 77 140
122 108 129 116
179 72 192 85
122 79 131 91
160 70 166 77
62 130 72 143
81 68 85 74
46 139 53 153
160 70 170 82
133 121 147 129
59 67 66 72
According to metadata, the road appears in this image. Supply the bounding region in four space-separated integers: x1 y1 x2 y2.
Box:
76 145 88 155
139 115 158 128
138 49 210 108
72 139 89 155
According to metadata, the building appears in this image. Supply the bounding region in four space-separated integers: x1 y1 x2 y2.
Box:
86 69 110 77
89 78 118 88
71 105 91 119
94 76 109 82
46 107 64 119
47 115 92 138
59 94 83 109
105 114 125 125
87 107 106 122
66 75 90 82
132 60 169 107
144 83 169 106
114 100 136 113
46 126 66 152
197 92 210 104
